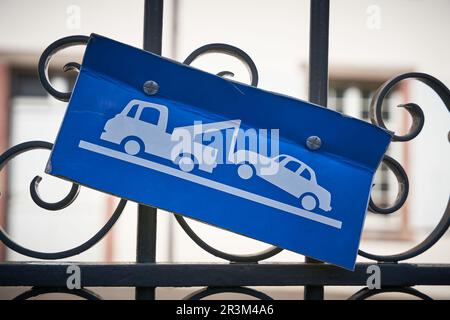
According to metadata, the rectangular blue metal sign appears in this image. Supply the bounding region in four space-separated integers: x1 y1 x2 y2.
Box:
48 34 392 269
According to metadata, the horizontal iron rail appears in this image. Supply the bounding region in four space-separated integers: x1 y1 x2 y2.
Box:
1 262 449 287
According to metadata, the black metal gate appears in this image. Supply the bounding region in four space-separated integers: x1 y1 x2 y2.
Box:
0 0 449 300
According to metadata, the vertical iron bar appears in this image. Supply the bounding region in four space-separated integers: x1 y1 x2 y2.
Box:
308 0 329 107
304 0 329 300
135 0 164 301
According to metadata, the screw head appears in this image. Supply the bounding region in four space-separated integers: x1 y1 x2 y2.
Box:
143 80 159 95
306 135 322 150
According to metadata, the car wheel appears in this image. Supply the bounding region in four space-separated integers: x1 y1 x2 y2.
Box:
178 156 195 172
237 163 254 180
124 139 141 156
300 194 318 211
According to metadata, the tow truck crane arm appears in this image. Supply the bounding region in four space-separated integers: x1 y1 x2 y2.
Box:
173 119 241 162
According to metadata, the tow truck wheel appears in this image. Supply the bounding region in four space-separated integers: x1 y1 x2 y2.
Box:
300 193 317 211
238 164 253 180
178 156 195 172
124 140 141 156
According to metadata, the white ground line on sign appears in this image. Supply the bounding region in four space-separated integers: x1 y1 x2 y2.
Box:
79 140 343 229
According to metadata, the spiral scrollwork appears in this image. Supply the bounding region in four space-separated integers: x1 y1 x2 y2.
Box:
4 36 280 262
0 36 129 260
368 154 409 215
370 72 449 142
183 43 259 86
184 286 273 300
0 141 126 260
349 286 432 300
37 35 89 102
13 287 101 300
360 72 450 262
173 44 282 263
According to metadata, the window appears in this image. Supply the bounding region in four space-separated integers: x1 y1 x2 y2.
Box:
299 168 311 180
274 155 287 163
284 160 301 172
328 76 409 240
127 104 139 118
328 80 397 206
139 107 160 125
329 80 393 122
334 87 345 113
11 69 46 97
361 89 371 120
11 68 76 98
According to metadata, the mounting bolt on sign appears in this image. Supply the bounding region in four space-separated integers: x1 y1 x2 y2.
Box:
306 136 322 151
41 34 392 270
143 80 159 96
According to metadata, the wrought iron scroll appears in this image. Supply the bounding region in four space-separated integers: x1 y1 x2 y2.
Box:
0 37 127 260
359 72 450 263
178 43 283 262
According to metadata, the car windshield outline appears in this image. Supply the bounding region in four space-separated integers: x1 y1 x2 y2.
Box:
119 100 169 127
272 154 317 183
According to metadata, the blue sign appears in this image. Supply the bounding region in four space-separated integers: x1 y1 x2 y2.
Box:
47 34 392 269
